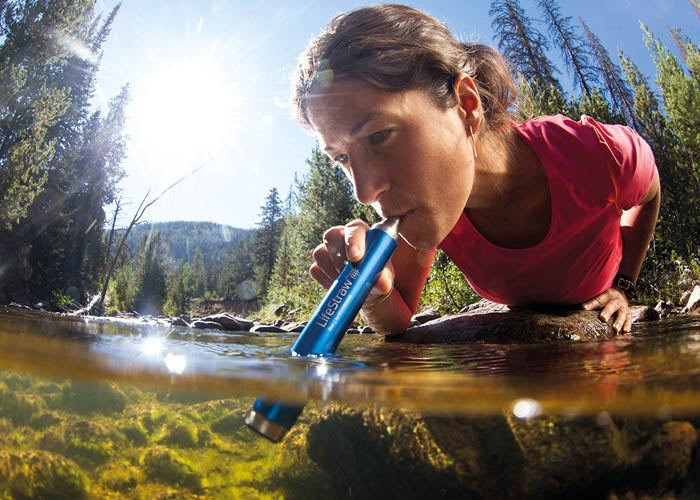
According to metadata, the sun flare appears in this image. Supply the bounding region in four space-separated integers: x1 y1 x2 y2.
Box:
128 59 242 184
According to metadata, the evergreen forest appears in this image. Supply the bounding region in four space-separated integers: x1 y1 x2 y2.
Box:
1 0 700 319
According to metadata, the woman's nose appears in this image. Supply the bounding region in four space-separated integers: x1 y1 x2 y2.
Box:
350 160 390 205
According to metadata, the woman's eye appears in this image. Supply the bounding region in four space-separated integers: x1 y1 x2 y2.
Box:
333 154 348 167
369 130 390 145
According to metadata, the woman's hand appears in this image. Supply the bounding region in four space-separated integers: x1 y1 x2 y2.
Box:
582 287 632 333
309 219 395 303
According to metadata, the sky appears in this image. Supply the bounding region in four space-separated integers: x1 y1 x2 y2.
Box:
93 0 699 230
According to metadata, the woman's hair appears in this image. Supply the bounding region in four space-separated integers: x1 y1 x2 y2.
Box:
293 4 517 133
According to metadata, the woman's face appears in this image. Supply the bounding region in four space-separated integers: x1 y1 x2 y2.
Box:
306 77 475 250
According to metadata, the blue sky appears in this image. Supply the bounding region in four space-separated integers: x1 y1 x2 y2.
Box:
94 0 698 230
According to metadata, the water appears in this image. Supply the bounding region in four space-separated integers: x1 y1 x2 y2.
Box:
1 305 699 498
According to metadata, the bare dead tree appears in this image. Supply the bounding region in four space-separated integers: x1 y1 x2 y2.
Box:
94 166 204 314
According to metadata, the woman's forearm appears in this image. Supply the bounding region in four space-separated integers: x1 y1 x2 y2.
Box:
619 169 661 282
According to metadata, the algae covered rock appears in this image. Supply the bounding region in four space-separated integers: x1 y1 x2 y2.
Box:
0 383 47 426
60 380 127 415
300 404 522 499
0 450 88 499
157 418 200 448
507 413 626 498
100 460 140 493
38 419 126 467
140 446 203 492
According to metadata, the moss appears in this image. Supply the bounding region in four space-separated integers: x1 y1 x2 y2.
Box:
211 412 246 435
29 411 62 430
0 385 46 426
0 450 88 500
118 420 149 446
38 420 125 467
60 381 127 415
157 418 199 448
140 446 204 492
100 460 140 492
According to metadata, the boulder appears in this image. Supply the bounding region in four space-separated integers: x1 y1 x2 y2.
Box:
0 450 88 499
679 290 692 307
250 324 287 333
191 320 224 330
283 322 306 333
655 300 674 318
360 325 375 334
399 303 615 344
682 285 700 313
171 317 189 327
201 313 253 331
630 305 659 322
412 307 441 324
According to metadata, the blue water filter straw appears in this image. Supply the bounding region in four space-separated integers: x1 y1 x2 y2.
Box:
245 216 401 442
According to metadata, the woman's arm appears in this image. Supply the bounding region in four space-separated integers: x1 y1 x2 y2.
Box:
310 220 434 335
582 167 661 332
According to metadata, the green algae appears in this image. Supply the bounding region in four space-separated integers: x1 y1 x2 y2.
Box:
0 450 88 500
140 446 204 491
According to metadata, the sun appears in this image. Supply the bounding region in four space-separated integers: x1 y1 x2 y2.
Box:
128 59 242 184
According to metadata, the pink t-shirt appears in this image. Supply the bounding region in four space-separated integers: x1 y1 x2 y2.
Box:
438 114 656 306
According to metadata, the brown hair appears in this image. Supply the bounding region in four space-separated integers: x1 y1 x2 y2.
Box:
293 4 517 133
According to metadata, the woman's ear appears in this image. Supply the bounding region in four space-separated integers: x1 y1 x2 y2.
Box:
454 73 482 131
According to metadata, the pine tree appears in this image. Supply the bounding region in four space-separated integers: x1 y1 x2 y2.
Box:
537 0 597 98
133 232 167 315
579 18 638 128
254 187 284 298
490 0 559 89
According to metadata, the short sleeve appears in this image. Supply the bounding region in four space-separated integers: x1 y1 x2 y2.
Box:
580 115 656 210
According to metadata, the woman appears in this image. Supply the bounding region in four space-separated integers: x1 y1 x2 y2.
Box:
293 4 660 335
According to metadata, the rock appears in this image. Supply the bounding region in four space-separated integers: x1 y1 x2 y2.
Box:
8 302 32 310
201 313 253 331
283 322 306 333
360 326 375 334
191 319 224 330
39 419 126 467
632 421 697 490
679 290 692 307
60 381 127 415
171 317 189 327
140 446 203 491
250 324 287 333
157 418 200 448
507 413 626 498
655 300 674 318
630 305 660 322
399 304 615 344
0 450 88 499
412 307 441 324
274 304 289 316
459 299 509 314
346 328 360 334
274 319 285 327
682 285 700 313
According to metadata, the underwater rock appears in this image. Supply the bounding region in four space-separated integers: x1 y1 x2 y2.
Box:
297 404 522 499
631 421 697 490
210 411 247 435
0 450 88 499
157 418 200 448
0 384 47 426
38 419 126 467
201 313 253 331
100 460 140 492
60 380 127 415
140 446 203 492
507 413 626 498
